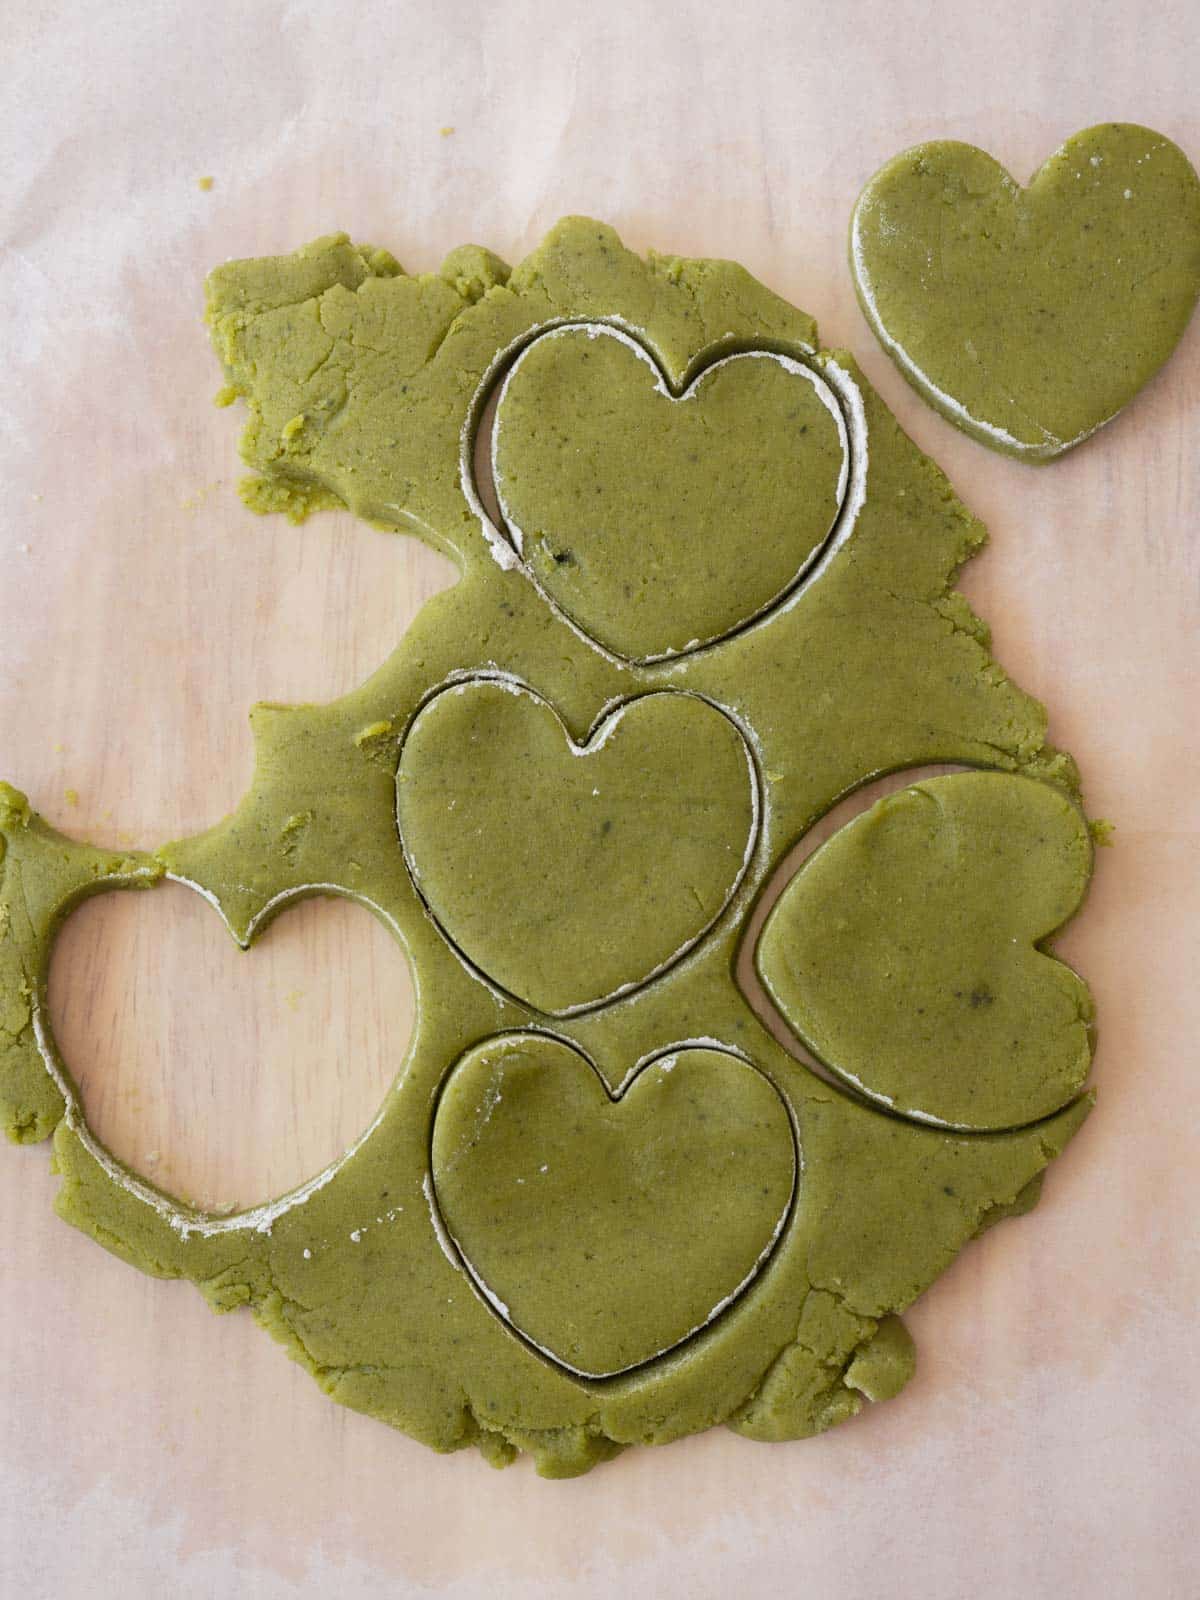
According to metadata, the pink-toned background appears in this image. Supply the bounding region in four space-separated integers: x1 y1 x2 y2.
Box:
2 3 1197 1595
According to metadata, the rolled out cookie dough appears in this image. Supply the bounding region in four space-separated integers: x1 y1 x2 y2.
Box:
851 123 1200 459
0 217 1096 1477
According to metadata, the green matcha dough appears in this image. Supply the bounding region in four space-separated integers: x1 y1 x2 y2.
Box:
397 682 756 1013
757 772 1094 1130
0 217 1097 1477
431 1038 796 1377
492 326 847 661
851 122 1200 460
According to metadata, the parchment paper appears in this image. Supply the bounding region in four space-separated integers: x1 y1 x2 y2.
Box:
1 2 1197 1595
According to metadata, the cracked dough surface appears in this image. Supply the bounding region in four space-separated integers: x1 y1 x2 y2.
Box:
0 216 1095 1477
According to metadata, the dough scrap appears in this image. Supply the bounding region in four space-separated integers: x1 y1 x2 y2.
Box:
0 217 1096 1476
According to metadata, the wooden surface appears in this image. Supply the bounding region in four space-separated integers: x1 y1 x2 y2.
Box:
2 3 1198 1595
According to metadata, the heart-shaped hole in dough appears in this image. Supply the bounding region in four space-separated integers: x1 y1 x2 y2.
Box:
49 882 412 1213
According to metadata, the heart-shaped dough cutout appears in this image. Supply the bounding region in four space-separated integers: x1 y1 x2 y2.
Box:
851 123 1200 459
397 681 758 1014
756 772 1094 1130
491 325 849 661
430 1034 796 1377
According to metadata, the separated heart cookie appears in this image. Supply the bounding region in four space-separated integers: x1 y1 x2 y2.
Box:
851 123 1200 459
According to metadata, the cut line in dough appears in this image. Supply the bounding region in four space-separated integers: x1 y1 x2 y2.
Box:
426 1032 800 1381
394 673 763 1018
460 321 866 665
